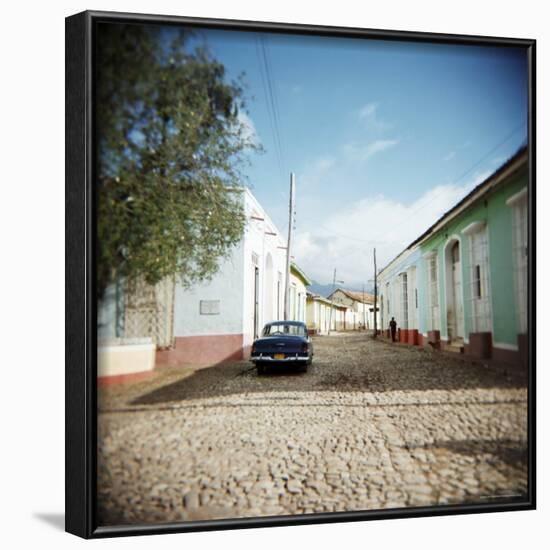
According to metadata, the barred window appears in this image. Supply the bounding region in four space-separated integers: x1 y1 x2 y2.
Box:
400 273 408 329
507 189 528 334
407 266 418 329
466 226 492 333
427 254 440 330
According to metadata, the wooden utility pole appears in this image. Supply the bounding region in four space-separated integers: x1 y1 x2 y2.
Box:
327 269 344 335
373 247 378 338
283 173 295 320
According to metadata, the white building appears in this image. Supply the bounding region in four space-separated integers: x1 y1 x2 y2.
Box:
157 188 288 367
306 293 348 334
327 288 380 331
288 263 312 324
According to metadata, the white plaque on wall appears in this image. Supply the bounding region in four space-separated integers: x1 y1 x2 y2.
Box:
200 300 221 315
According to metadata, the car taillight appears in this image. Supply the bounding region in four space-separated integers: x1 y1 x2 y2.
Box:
301 342 309 353
251 344 256 354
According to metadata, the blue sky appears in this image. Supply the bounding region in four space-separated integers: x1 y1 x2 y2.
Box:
191 28 528 287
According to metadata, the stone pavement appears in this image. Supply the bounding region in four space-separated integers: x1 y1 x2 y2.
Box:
97 333 528 526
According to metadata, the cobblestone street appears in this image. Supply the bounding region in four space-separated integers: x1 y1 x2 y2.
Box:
97 333 528 526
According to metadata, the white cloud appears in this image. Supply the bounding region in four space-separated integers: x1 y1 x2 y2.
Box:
299 155 336 190
293 170 491 288
357 102 391 131
443 151 456 161
358 102 378 119
342 139 399 163
293 139 400 227
310 156 336 173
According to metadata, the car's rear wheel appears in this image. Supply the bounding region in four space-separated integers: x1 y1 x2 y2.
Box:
257 363 266 375
298 363 308 373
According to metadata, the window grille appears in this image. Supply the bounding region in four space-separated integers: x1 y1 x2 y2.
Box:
427 254 440 330
511 194 528 333
123 276 175 348
290 285 297 320
407 267 418 329
445 241 464 341
400 273 408 329
466 226 492 333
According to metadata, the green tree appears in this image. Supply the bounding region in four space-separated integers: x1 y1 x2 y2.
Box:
96 23 256 297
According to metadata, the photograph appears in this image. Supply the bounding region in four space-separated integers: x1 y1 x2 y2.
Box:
88 13 533 530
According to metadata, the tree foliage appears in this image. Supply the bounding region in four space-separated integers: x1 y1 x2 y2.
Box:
96 23 256 297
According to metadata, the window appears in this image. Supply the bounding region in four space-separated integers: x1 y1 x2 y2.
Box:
263 322 307 336
475 265 482 298
507 189 528 333
407 266 418 329
289 285 297 320
401 273 408 329
465 224 492 333
427 254 440 330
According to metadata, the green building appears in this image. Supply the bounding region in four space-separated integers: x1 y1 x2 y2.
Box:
379 146 529 366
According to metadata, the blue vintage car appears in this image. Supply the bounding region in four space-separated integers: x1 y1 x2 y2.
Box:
250 320 313 375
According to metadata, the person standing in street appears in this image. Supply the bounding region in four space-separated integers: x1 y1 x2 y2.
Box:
389 317 397 342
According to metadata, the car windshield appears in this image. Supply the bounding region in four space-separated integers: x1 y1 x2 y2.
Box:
263 323 307 337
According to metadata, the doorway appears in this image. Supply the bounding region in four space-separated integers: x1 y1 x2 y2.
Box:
253 266 260 339
445 239 464 341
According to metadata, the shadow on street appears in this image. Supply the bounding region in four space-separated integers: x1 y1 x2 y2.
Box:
106 335 529 409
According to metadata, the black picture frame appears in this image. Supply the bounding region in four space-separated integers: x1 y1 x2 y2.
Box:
65 10 536 539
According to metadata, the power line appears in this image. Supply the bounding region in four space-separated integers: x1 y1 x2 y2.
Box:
307 121 527 263
261 36 285 167
256 34 285 179
367 119 527 248
255 36 282 176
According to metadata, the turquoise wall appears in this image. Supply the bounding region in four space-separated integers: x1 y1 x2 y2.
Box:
487 171 528 345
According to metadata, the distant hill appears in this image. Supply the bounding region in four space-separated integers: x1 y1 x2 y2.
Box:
307 281 374 298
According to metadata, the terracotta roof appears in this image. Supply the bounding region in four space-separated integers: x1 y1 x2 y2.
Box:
330 288 375 304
